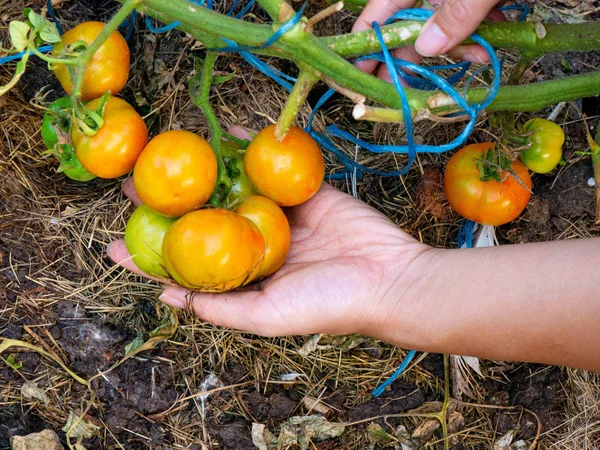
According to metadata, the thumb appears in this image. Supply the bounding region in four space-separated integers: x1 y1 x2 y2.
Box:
414 0 498 57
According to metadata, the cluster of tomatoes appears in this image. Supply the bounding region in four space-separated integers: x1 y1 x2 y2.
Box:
444 118 565 227
41 21 566 290
40 22 325 292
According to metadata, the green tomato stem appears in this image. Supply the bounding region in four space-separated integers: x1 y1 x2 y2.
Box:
28 44 78 66
276 68 318 140
189 51 232 205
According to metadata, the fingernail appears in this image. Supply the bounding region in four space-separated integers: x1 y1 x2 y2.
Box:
159 293 185 310
463 53 486 64
106 242 112 256
415 22 449 57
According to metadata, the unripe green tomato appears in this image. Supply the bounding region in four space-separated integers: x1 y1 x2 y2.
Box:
520 118 565 174
125 205 176 278
41 97 72 150
221 140 256 203
41 97 97 182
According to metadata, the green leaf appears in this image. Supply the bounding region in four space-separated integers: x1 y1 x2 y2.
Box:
0 53 29 97
9 21 31 52
27 9 44 29
6 354 21 370
124 334 144 356
39 22 62 44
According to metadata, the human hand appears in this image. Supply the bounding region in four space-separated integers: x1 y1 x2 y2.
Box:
107 126 431 339
353 0 505 80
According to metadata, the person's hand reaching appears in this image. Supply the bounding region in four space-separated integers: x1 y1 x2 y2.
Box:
107 126 431 339
353 0 505 81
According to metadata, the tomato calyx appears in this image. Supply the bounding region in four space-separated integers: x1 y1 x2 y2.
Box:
475 146 513 182
72 91 111 137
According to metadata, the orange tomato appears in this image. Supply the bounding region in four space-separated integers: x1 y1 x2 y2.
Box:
52 21 130 101
133 131 218 218
444 143 532 226
244 125 325 206
71 97 148 179
163 209 265 292
237 195 290 278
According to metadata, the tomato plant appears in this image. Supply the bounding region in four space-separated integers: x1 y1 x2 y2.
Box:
221 140 256 204
52 21 130 101
133 130 218 217
41 96 97 182
236 195 291 278
244 125 325 207
444 143 532 226
125 205 176 278
163 209 265 292
520 118 565 174
71 97 148 179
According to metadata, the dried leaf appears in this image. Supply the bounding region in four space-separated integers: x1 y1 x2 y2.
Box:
10 430 64 450
460 356 484 377
297 334 323 356
280 372 304 382
415 167 449 219
303 396 331 415
494 429 517 449
278 416 345 449
447 411 465 433
251 423 277 450
62 411 99 440
510 440 530 450
21 381 49 405
411 419 440 440
367 423 396 446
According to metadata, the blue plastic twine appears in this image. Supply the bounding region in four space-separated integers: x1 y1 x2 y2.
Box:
372 350 417 398
46 0 64 35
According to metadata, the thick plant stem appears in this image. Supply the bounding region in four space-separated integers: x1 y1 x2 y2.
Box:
139 0 600 115
276 69 318 140
324 21 600 59
190 52 231 205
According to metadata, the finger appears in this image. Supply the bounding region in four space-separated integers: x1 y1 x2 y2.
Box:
122 177 142 206
159 285 283 336
377 46 421 83
227 125 254 141
107 240 173 284
415 0 499 57
447 44 490 63
352 0 415 75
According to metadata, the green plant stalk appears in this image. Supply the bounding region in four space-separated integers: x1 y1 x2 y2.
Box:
324 21 600 59
276 68 318 140
140 0 600 115
28 45 78 65
190 52 232 206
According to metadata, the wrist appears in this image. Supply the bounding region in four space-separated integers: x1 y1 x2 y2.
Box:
365 244 448 351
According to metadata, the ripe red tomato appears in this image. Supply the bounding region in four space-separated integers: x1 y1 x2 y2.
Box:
71 97 148 179
133 131 218 218
163 209 265 292
236 195 290 278
52 21 130 101
125 205 176 278
444 143 532 226
244 125 325 206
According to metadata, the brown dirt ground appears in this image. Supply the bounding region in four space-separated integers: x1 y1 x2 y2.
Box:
1 0 599 449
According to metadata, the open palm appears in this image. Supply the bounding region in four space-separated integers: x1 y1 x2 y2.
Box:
108 128 428 338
